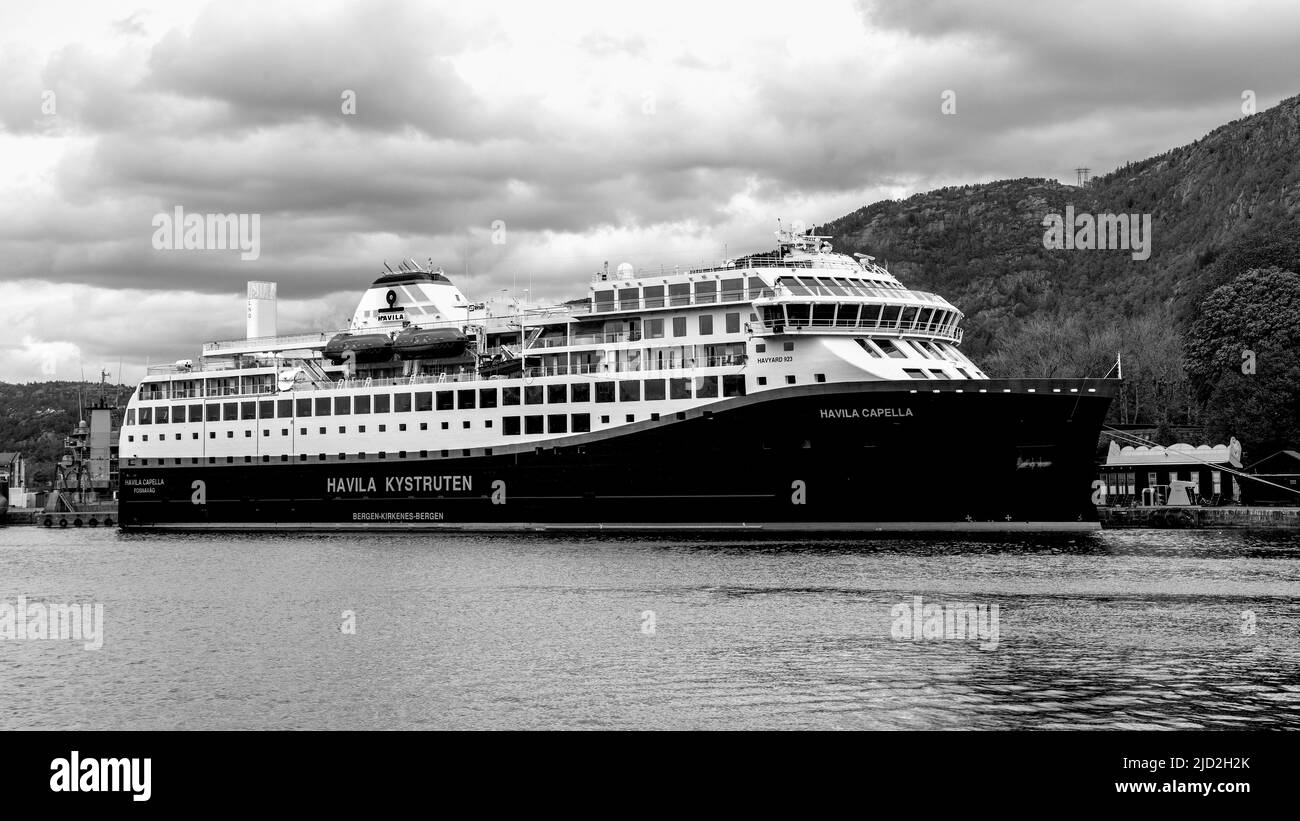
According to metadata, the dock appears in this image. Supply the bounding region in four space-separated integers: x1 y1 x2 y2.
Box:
1101 506 1300 529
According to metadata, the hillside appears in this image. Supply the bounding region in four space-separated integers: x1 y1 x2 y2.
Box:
0 381 130 487
825 96 1300 352
817 93 1300 432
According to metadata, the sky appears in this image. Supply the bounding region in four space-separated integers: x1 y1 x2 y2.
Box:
2 0 1299 383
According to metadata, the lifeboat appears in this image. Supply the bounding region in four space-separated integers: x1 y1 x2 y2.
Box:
322 333 395 364
392 326 468 359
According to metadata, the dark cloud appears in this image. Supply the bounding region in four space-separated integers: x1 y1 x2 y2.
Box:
4 0 1300 381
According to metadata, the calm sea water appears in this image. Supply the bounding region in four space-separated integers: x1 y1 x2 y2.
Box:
1 526 1297 730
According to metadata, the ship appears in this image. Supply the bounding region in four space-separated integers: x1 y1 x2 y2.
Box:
118 226 1117 532
41 373 122 528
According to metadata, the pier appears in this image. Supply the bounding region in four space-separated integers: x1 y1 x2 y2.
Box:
1100 506 1300 529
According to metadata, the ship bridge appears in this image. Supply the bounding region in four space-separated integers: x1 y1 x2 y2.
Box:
744 228 964 345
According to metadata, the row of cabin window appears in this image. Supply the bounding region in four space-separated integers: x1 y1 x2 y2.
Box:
127 405 696 445
129 376 746 425
594 280 763 310
642 313 743 337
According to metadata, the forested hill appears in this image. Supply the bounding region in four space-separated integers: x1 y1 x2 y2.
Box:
0 381 130 486
820 94 1300 365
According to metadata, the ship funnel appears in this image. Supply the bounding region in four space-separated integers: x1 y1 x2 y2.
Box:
246 281 278 339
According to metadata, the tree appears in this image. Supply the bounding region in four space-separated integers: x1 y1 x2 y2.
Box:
1183 267 1300 456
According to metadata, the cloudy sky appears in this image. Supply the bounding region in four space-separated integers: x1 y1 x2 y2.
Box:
2 0 1299 383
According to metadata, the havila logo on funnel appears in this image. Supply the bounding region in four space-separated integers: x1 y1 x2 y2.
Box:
1042 205 1152 261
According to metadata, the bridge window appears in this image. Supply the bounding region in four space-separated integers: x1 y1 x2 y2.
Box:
670 378 692 399
525 385 544 405
669 283 690 306
644 285 665 308
619 380 640 402
596 382 615 403
571 383 590 402
503 386 520 405
394 393 412 413
644 379 666 400
333 397 351 415
374 394 390 412
156 406 170 424
783 277 812 296
693 281 716 304
354 395 371 414
721 278 743 301
874 339 906 359
480 388 498 408
295 398 311 417
260 400 274 418
548 384 567 404
594 290 614 313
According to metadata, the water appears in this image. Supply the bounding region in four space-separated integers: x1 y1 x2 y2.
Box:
1 527 1298 730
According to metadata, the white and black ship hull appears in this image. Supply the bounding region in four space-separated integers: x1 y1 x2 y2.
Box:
120 378 1116 532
